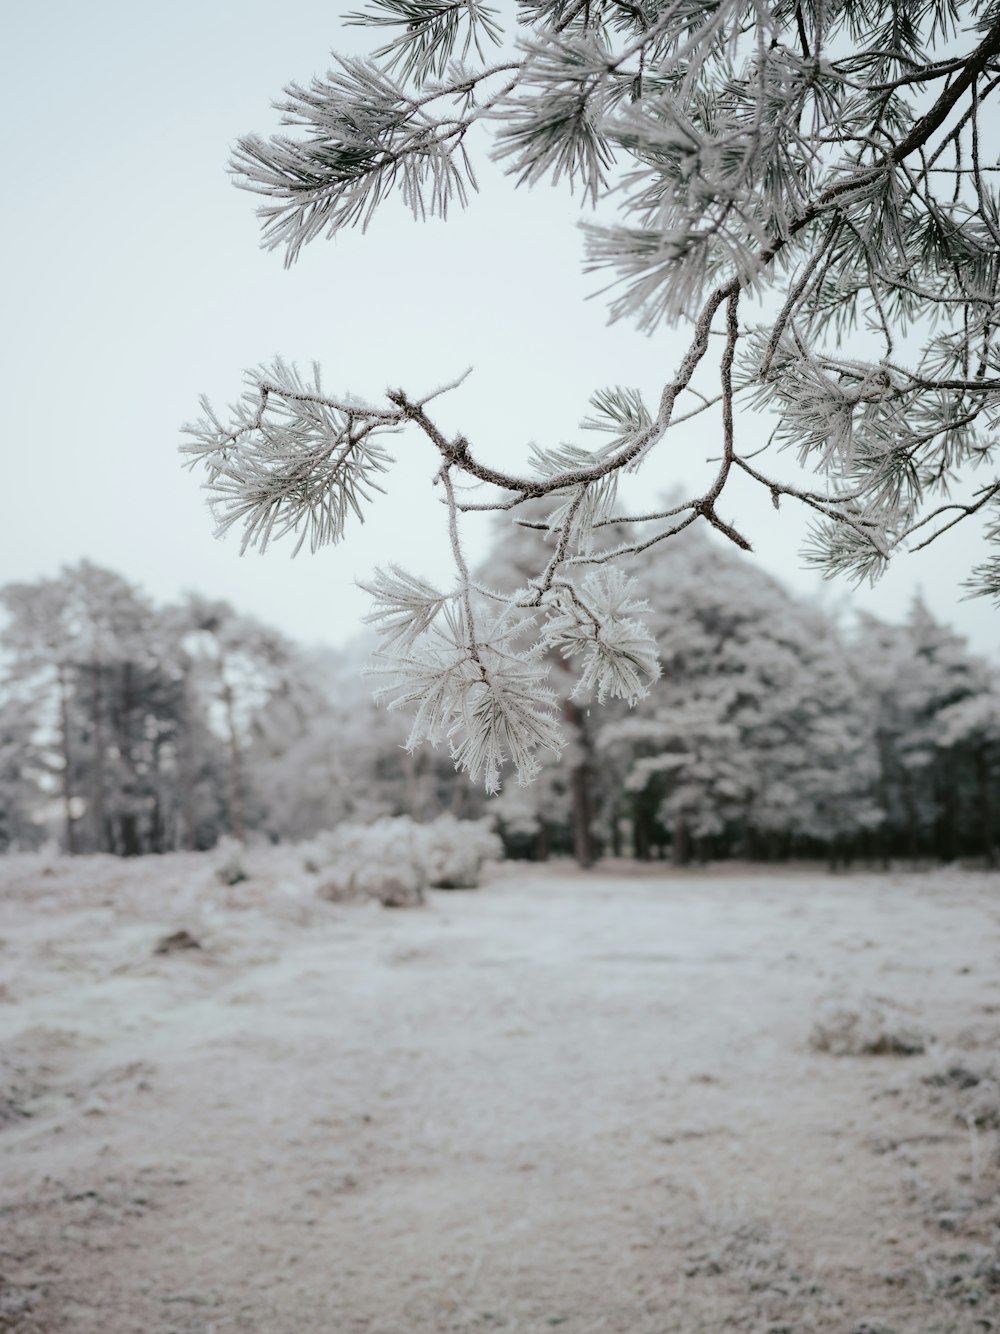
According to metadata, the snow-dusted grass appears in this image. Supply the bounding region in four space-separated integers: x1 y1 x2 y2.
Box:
809 997 927 1057
1 854 999 1332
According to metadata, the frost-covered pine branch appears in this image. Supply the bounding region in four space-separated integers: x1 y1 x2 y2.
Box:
230 58 519 262
184 0 1000 788
367 600 565 792
543 568 661 705
181 359 397 556
345 0 505 87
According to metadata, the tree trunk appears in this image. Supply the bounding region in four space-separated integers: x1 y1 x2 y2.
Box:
672 816 690 866
57 664 77 854
90 662 108 853
115 661 145 855
610 812 622 858
221 678 246 843
119 812 141 857
563 700 596 868
901 769 919 861
177 681 197 851
570 766 595 867
978 748 996 867
535 821 550 862
404 749 431 820
634 808 651 861
149 787 165 854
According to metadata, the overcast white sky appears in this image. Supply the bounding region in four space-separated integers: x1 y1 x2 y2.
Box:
3 0 997 658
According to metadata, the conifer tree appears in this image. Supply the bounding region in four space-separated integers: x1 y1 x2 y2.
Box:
0 567 224 854
854 599 994 860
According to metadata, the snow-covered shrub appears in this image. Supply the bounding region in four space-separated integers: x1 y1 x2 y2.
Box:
299 842 324 875
422 815 502 890
315 817 426 908
926 1054 1000 1130
214 836 249 886
810 999 926 1057
312 814 502 905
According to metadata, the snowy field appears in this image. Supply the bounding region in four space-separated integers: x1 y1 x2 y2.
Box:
1 852 999 1333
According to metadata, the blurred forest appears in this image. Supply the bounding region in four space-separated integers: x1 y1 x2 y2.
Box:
2 526 999 866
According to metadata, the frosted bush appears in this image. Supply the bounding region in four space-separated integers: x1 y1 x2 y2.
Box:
312 813 502 906
315 817 426 907
214 836 250 886
926 1054 1000 1130
810 999 926 1058
422 815 501 890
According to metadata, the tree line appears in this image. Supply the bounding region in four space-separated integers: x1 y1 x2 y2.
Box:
1 535 998 865
481 515 1000 867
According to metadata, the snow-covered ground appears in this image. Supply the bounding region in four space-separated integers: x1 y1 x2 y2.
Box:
1 851 999 1332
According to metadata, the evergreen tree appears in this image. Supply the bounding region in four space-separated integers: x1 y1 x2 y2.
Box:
853 599 993 861
0 566 230 854
1 576 82 851
176 597 299 844
245 642 414 838
596 527 881 861
936 676 1000 865
0 694 46 850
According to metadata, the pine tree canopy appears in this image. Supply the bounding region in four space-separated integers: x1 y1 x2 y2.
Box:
182 0 1000 790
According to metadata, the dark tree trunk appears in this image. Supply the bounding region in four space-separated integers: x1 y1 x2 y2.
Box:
149 739 166 854
901 769 919 861
634 809 651 861
177 690 197 851
221 677 246 844
879 826 891 871
571 768 595 867
115 661 145 855
978 748 996 867
563 700 596 868
119 812 141 858
57 664 77 854
672 816 691 866
535 822 550 862
149 790 165 854
90 662 108 853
